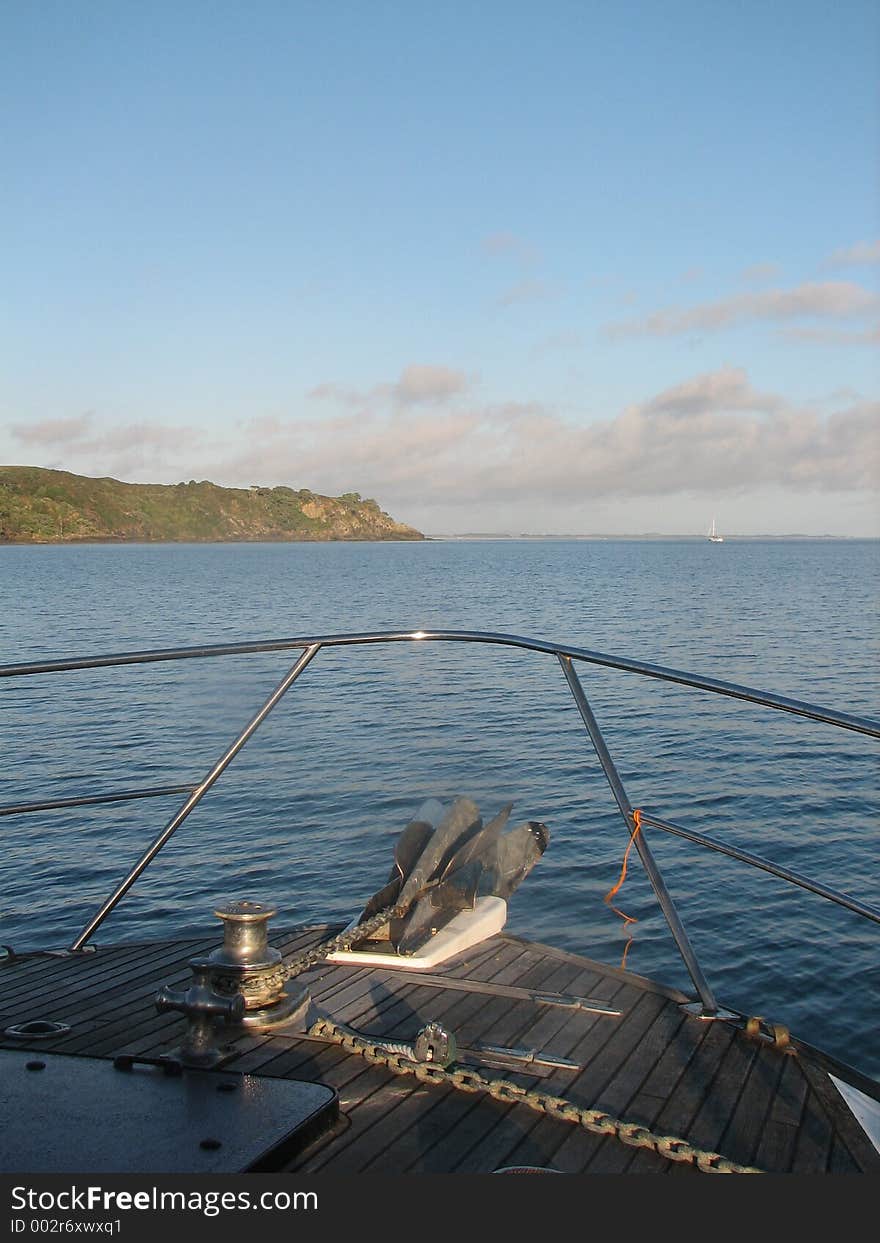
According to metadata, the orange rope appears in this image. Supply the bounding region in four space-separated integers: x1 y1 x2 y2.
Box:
604 809 641 945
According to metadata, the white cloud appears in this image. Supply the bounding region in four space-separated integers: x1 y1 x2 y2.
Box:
212 367 878 506
8 368 876 534
393 365 470 405
497 279 557 307
827 239 880 267
605 281 879 337
481 232 540 264
777 324 880 346
482 231 555 308
740 262 781 284
10 413 93 444
9 416 204 476
307 364 472 409
642 367 786 416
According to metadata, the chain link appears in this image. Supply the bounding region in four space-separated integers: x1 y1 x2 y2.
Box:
284 919 763 1173
308 1016 764 1175
279 906 396 981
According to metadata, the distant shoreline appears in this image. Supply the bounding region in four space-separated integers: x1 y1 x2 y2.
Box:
426 533 876 542
2 533 875 547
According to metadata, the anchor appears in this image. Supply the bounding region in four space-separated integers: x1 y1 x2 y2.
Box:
352 797 550 956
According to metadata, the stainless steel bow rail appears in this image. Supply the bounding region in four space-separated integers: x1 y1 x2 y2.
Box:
2 628 878 1017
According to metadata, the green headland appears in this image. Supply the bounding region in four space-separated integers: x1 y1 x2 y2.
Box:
0 467 424 543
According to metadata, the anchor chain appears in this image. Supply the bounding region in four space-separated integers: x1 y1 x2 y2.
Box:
278 906 396 981
308 1016 764 1176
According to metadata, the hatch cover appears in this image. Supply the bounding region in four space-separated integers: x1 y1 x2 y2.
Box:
0 1049 337 1173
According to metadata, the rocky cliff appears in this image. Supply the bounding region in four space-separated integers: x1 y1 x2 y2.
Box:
0 468 424 543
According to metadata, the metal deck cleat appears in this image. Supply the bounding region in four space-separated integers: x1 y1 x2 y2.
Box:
155 958 245 1067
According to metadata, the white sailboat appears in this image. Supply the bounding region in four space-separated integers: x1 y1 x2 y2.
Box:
708 517 724 543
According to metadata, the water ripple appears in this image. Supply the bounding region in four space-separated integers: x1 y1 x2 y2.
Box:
1 538 877 1078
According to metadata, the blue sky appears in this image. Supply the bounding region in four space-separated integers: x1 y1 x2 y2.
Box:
2 0 877 534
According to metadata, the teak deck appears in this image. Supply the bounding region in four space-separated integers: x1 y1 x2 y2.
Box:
2 926 878 1175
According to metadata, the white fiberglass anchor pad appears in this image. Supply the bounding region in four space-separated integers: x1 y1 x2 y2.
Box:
327 896 508 970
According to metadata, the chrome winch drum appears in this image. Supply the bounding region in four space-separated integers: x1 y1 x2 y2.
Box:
207 900 309 1030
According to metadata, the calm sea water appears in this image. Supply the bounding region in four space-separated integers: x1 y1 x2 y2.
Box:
1 538 878 1079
